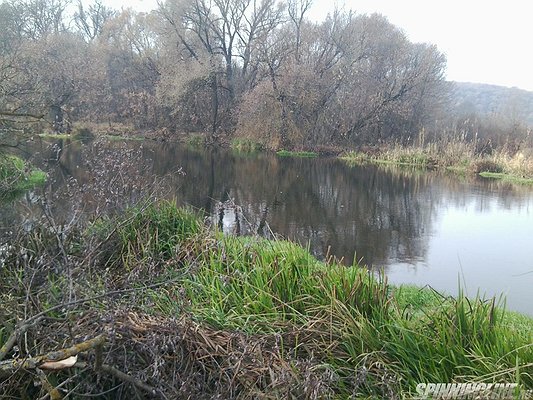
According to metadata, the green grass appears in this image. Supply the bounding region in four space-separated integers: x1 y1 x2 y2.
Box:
38 133 71 139
231 138 263 153
90 200 202 269
16 169 47 190
181 236 388 331
276 150 318 158
479 172 533 185
2 203 532 398
187 134 206 148
341 150 433 168
141 213 533 396
0 155 46 194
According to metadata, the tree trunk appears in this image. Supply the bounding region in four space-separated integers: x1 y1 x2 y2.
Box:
210 71 219 142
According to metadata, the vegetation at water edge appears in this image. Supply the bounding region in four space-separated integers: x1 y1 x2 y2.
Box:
231 138 263 153
0 154 46 195
1 201 531 398
276 150 319 158
341 139 533 183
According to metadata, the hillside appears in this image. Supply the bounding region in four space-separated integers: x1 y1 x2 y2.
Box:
451 82 533 125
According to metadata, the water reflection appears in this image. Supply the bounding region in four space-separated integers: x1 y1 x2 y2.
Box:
2 138 532 315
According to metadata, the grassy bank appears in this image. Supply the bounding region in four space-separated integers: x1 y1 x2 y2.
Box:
341 142 533 184
277 149 319 158
0 154 46 195
231 137 263 153
1 201 531 398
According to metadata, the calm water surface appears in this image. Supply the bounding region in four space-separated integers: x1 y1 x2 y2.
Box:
4 138 533 315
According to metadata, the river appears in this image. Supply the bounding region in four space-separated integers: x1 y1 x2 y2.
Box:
3 137 533 316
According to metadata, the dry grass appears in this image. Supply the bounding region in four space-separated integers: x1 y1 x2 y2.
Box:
490 149 533 178
342 139 533 180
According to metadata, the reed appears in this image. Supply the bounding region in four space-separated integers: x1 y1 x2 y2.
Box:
341 139 533 182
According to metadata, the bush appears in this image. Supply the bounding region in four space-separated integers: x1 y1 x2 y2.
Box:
231 138 263 153
471 159 504 174
187 134 205 148
73 126 95 142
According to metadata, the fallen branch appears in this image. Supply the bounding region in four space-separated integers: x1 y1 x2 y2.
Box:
0 334 159 397
40 356 78 370
0 111 45 119
0 316 44 361
36 368 63 400
0 334 106 372
100 364 158 396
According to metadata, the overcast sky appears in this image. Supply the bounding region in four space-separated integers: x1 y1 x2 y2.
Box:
107 0 533 91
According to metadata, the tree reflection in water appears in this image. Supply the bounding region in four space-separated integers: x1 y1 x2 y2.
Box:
2 138 532 314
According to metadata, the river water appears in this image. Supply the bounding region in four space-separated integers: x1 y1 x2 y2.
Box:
3 137 533 315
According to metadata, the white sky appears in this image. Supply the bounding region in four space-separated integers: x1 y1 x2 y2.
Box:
106 0 533 92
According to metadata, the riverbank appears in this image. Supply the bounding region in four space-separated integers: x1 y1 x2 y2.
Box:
38 126 533 184
0 154 46 196
1 201 531 398
340 143 533 184
226 135 533 184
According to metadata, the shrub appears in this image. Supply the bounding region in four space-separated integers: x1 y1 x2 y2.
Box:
73 126 95 142
471 159 504 174
187 134 205 148
231 138 263 153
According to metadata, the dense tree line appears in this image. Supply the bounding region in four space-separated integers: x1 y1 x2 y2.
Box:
0 0 498 149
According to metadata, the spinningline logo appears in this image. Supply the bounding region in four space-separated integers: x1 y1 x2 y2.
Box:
413 383 533 399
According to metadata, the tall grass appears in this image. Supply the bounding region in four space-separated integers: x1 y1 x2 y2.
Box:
342 139 533 181
2 202 532 398
147 218 533 396
90 201 201 269
183 237 389 331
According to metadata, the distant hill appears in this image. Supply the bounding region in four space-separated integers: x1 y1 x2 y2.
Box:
450 82 533 126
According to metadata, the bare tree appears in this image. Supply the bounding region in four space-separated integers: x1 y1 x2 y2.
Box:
157 0 284 137
287 0 312 63
74 0 116 41
8 0 71 39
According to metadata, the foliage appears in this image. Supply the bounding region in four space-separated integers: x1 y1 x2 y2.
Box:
2 0 531 159
0 0 452 147
2 202 531 398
